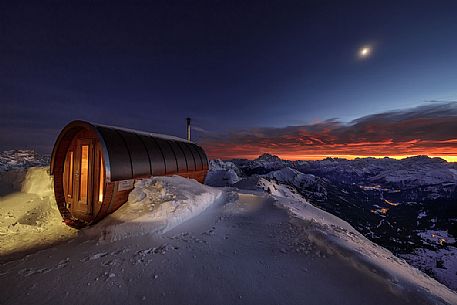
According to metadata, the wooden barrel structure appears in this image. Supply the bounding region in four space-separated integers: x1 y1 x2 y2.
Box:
50 120 209 228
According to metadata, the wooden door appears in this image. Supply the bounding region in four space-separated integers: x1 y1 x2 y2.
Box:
72 139 94 216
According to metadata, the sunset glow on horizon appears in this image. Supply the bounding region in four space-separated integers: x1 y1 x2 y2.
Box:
210 153 457 162
203 140 457 162
201 103 457 163
203 138 457 162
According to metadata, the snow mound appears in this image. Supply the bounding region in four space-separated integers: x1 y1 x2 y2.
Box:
261 178 457 305
0 167 77 257
206 159 241 187
205 168 240 186
88 176 223 241
21 167 54 198
209 159 240 172
205 160 241 186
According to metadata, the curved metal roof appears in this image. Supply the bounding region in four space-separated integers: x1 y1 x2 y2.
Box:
51 120 209 182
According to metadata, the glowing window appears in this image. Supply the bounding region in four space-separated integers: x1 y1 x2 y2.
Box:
68 151 73 197
79 145 89 202
99 154 104 203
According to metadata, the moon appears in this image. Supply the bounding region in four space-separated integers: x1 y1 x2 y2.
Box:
358 45 372 59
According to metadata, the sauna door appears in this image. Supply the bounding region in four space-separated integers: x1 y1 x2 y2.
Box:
72 139 94 215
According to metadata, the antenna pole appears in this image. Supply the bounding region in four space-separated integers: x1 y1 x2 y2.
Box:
186 117 191 141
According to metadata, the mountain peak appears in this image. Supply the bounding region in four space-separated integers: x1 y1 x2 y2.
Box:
256 153 282 162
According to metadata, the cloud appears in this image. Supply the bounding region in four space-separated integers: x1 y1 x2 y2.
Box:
200 102 457 160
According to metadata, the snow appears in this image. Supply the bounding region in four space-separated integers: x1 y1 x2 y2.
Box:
210 154 457 190
297 155 456 188
20 167 55 198
418 230 456 246
206 156 457 290
450 169 457 180
0 168 77 257
205 160 241 186
1 168 222 256
1 161 457 304
417 211 428 219
258 179 352 230
0 150 49 172
94 122 192 143
262 167 320 192
87 176 223 241
208 159 240 172
401 247 457 292
261 179 457 305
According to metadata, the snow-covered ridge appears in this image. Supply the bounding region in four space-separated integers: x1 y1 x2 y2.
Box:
222 153 457 188
260 178 457 305
262 167 318 190
0 150 50 172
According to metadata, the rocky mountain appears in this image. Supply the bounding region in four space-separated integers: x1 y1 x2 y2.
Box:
0 150 50 172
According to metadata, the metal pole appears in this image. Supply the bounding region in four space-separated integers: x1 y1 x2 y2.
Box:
186 117 191 141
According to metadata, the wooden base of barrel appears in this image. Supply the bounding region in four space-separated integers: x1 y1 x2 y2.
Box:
55 170 208 228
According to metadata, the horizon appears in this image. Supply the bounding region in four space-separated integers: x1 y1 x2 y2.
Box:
4 148 455 163
220 153 457 163
232 154 457 163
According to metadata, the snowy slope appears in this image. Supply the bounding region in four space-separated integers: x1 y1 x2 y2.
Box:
259 178 457 305
206 156 457 292
0 167 77 258
1 161 457 304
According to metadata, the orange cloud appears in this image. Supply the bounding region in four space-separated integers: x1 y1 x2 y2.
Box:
201 102 457 161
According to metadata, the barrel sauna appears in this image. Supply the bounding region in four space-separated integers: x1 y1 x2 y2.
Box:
50 120 209 228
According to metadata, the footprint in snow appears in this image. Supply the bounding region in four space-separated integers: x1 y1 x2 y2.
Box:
57 258 70 269
18 267 52 277
110 248 130 256
80 252 109 262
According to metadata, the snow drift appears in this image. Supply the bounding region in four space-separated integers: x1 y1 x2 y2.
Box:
87 176 223 241
0 167 222 256
205 159 241 186
0 167 77 257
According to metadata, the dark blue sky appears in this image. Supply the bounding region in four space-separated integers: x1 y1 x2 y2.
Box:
1 0 457 153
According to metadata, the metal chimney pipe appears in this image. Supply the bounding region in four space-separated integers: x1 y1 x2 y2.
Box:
186 117 191 141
